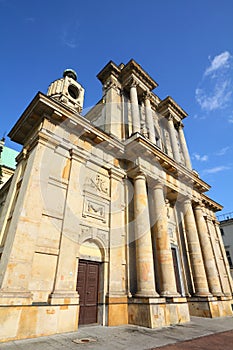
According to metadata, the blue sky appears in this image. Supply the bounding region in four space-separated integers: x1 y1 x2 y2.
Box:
0 0 233 215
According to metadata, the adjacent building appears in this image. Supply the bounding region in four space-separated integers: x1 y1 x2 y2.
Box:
0 138 18 189
0 60 232 342
219 212 233 278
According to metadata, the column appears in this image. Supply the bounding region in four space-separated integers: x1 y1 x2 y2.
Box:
178 123 192 170
214 219 233 293
167 115 181 162
130 80 140 134
151 182 179 296
133 171 158 297
193 204 223 296
144 92 155 143
208 218 232 296
183 198 211 296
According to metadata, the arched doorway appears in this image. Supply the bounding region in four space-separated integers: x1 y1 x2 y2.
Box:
77 240 104 325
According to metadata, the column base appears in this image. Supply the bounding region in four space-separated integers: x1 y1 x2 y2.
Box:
106 295 128 326
0 290 33 305
135 291 160 298
160 291 181 298
128 296 190 328
188 296 233 317
193 292 213 297
48 291 79 305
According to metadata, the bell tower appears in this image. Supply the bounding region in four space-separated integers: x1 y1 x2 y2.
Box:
47 69 85 113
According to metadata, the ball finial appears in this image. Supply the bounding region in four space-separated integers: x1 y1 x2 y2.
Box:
63 69 77 81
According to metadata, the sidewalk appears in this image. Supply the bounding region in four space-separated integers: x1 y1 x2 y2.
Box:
0 316 233 350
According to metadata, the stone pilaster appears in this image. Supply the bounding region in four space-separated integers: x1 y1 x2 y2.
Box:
0 141 51 305
130 80 140 134
167 115 181 163
49 148 86 305
143 92 155 143
104 78 122 139
151 182 179 297
133 171 158 297
108 168 127 295
178 122 192 170
193 204 223 296
183 198 211 296
106 168 128 326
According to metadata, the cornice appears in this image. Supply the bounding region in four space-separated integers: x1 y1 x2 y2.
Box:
201 193 223 212
8 92 214 201
120 59 158 91
157 96 188 121
124 133 210 194
97 60 121 84
8 92 124 157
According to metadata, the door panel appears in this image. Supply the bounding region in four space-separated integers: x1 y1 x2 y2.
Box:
77 260 99 325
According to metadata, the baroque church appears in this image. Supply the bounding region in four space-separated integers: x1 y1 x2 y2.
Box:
0 60 232 342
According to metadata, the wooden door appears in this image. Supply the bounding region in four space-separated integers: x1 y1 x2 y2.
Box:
171 248 182 294
77 260 100 325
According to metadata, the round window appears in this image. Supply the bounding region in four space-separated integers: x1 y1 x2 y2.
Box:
68 84 79 99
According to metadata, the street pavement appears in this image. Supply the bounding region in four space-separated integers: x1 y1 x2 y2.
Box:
0 316 233 350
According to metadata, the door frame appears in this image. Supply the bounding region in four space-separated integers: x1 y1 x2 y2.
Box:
77 259 101 325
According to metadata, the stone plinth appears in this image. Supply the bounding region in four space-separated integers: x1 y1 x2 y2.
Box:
0 304 79 343
128 297 190 328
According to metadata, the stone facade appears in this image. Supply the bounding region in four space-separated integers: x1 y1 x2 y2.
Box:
0 61 232 342
219 213 233 278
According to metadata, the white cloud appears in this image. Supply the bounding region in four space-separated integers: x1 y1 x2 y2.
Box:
228 118 233 123
193 153 208 162
195 51 233 112
61 21 81 49
195 79 232 111
205 51 231 76
203 165 231 174
215 146 230 156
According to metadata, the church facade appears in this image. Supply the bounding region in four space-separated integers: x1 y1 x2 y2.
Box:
0 60 232 342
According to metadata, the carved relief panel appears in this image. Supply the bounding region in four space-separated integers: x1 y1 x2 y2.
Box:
82 167 110 226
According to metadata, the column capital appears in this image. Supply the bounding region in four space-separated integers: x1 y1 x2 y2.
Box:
167 113 174 122
129 77 139 88
109 167 126 181
142 91 152 102
182 195 192 205
127 166 146 180
69 147 89 164
149 179 164 191
193 200 205 210
16 148 28 164
177 121 184 130
103 77 121 93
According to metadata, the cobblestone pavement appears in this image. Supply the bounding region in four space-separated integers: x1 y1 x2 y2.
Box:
152 330 233 350
0 316 232 350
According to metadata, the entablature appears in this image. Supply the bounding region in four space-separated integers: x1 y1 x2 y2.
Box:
157 96 188 123
201 193 223 212
8 93 124 158
124 133 210 193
